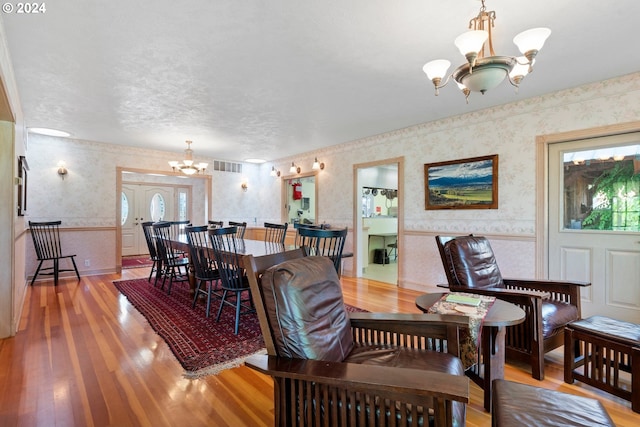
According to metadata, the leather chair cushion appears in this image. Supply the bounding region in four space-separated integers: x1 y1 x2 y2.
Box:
346 343 464 376
570 315 640 346
445 236 504 289
260 256 354 361
346 344 466 426
493 379 615 426
542 299 579 338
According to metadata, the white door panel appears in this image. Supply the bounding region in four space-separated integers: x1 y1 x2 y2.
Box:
549 134 640 322
121 185 174 256
121 185 138 256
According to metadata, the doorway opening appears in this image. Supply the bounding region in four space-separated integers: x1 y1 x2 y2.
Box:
115 166 212 272
353 157 403 285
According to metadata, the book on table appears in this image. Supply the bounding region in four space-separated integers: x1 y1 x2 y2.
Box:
445 293 481 307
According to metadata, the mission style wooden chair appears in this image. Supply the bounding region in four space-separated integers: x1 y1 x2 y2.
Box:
244 250 469 427
436 234 590 380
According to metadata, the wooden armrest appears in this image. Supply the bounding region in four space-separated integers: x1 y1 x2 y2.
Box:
503 278 589 306
483 287 550 299
348 312 469 328
245 354 469 403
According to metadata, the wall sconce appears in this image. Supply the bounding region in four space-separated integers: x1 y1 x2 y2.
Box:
241 182 248 192
289 162 300 174
270 166 281 177
312 157 325 170
57 161 68 179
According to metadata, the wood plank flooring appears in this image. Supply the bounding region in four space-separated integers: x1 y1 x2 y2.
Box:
1 268 638 426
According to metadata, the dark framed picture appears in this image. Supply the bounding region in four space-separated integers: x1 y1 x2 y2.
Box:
18 155 28 216
424 154 498 210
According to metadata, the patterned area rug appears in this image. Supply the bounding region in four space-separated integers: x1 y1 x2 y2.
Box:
113 278 364 378
121 256 154 269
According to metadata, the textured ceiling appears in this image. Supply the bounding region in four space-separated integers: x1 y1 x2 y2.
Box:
2 0 639 162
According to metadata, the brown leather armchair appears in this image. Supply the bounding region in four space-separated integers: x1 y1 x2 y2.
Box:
244 249 469 427
436 235 590 380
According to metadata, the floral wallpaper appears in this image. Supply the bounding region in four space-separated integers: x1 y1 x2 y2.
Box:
24 72 640 288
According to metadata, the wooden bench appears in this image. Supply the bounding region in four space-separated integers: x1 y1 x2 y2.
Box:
564 315 640 413
492 379 615 426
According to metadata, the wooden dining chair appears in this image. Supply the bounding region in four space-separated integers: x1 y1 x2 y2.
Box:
169 220 191 236
263 222 288 245
141 221 162 284
293 223 324 247
208 226 254 334
207 220 223 228
153 222 190 295
169 220 191 257
28 220 80 286
186 225 221 317
228 221 247 239
296 226 348 276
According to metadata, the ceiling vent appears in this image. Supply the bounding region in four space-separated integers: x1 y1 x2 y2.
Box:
213 160 242 174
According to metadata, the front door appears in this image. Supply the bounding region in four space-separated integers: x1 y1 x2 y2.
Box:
548 133 640 322
121 185 174 256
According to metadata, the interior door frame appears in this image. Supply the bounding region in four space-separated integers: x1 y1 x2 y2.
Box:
352 156 404 283
280 170 319 226
115 166 212 272
535 120 640 278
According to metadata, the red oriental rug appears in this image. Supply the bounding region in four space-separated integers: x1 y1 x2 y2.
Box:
113 278 365 378
122 256 154 269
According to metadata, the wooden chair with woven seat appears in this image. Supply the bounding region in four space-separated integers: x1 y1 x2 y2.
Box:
208 226 254 335
28 220 80 286
263 222 288 245
186 225 221 317
228 221 247 239
436 234 590 380
153 221 190 295
296 226 347 276
244 251 469 427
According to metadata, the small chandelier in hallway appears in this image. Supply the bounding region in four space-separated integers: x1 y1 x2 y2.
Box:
168 140 208 175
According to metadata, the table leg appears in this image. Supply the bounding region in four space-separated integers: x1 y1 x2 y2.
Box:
187 258 196 294
482 325 506 412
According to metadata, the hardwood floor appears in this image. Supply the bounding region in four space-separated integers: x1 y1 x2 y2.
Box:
1 268 638 426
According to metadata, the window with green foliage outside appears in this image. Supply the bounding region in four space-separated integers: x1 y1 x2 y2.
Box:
563 145 640 232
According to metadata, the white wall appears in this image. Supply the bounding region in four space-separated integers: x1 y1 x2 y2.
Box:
24 135 266 276
0 17 26 338
23 72 640 291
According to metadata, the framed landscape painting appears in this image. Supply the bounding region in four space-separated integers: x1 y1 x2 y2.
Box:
424 154 498 210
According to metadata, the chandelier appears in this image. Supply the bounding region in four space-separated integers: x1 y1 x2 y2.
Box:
168 140 208 175
423 0 550 102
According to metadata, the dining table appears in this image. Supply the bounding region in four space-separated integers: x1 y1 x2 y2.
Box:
415 292 525 412
169 234 297 292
